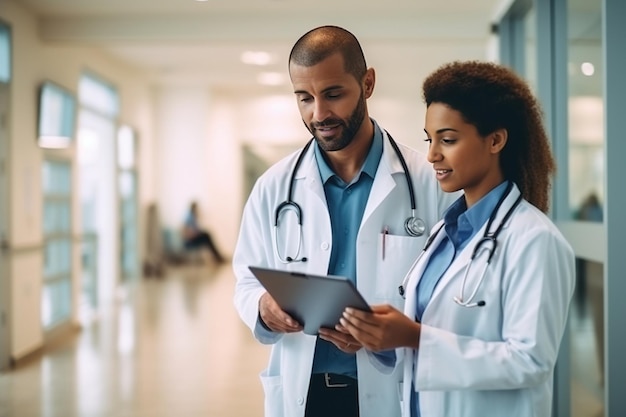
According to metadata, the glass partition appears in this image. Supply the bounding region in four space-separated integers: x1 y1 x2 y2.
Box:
568 1 604 416
523 7 537 92
568 0 603 223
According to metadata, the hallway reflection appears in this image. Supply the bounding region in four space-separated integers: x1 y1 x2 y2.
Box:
0 265 269 417
571 259 604 417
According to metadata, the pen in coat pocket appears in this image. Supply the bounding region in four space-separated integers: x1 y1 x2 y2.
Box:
382 226 389 260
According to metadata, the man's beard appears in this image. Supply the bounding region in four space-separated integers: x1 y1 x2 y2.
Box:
307 92 366 152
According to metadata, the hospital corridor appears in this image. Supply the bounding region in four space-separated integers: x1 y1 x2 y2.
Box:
0 264 269 417
1 0 626 415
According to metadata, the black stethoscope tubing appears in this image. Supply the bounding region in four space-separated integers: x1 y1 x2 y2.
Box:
273 139 314 228
276 133 416 224
398 181 523 304
387 133 416 213
274 132 421 263
472 181 522 263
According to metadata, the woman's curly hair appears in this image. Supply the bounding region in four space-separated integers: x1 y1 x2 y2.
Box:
422 60 555 213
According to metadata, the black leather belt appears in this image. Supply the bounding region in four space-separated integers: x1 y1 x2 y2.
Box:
306 373 359 417
312 373 356 389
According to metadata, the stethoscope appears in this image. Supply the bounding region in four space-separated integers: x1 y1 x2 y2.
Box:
398 181 523 308
273 132 426 264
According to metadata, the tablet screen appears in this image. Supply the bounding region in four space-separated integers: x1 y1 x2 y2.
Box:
249 266 371 335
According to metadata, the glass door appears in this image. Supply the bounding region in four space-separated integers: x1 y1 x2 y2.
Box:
77 109 116 317
77 72 119 318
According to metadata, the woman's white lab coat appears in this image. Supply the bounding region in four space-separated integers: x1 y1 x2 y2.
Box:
389 184 575 417
233 125 456 417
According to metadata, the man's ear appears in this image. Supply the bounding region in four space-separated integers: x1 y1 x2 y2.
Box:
490 128 508 154
362 68 376 99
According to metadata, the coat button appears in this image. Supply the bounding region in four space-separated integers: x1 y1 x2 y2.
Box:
321 242 330 250
297 397 305 405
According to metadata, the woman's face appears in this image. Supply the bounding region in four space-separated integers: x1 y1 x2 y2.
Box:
424 102 505 207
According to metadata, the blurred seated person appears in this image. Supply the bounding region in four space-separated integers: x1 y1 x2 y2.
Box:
575 192 603 222
182 201 225 263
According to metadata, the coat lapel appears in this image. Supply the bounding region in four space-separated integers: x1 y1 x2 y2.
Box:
403 220 446 314
362 129 403 223
296 143 327 204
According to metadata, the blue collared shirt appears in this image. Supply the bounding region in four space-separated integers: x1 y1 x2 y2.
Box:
411 181 509 417
310 122 384 378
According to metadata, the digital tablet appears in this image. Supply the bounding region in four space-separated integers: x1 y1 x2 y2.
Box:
248 266 372 335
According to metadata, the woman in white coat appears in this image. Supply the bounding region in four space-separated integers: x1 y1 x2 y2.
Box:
339 61 575 417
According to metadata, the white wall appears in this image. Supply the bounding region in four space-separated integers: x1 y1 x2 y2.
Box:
154 86 214 231
1 0 155 360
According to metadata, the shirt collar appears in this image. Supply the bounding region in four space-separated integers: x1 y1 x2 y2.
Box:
444 180 510 231
314 120 383 184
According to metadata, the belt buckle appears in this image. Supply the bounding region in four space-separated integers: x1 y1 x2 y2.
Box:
324 373 349 388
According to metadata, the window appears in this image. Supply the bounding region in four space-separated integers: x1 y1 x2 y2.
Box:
42 159 73 328
118 125 139 280
37 81 77 149
0 22 10 83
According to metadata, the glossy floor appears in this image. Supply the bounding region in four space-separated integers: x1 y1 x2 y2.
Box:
0 264 270 417
0 262 605 417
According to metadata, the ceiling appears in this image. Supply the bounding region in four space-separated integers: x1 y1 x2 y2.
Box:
13 0 504 95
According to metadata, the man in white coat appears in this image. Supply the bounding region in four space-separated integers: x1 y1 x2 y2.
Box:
233 25 456 417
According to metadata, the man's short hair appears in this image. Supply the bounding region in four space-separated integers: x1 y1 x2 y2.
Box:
289 25 367 81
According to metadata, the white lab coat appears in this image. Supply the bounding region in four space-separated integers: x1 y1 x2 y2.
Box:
384 184 575 417
233 125 457 417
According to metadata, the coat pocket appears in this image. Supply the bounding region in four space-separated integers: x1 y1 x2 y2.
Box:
375 233 423 304
260 369 284 416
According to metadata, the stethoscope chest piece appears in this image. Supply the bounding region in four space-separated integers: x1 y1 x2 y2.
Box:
405 216 426 237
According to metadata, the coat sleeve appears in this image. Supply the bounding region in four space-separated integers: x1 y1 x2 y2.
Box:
365 349 399 375
415 219 575 390
232 177 283 345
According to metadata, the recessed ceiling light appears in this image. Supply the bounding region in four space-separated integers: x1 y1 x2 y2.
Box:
581 62 595 76
257 72 286 86
241 51 272 66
